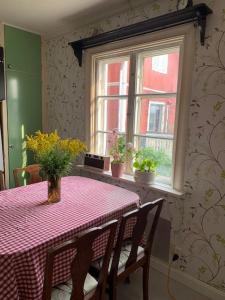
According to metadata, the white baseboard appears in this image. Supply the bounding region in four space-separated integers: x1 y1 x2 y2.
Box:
150 256 225 300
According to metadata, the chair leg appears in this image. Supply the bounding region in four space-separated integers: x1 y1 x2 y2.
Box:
125 276 130 284
109 283 117 300
143 264 150 300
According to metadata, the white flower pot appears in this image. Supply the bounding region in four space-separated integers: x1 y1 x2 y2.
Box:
134 170 156 185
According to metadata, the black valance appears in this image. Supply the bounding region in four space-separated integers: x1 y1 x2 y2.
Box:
69 3 212 66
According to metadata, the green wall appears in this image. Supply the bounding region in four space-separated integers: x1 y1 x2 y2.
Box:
4 26 42 187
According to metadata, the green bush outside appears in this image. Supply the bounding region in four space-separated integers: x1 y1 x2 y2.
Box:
137 147 172 177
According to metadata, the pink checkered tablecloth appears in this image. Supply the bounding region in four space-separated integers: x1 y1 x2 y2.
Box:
0 176 139 300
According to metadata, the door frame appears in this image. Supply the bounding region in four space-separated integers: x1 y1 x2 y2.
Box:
0 23 9 188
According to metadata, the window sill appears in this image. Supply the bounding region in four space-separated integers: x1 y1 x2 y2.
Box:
75 165 184 198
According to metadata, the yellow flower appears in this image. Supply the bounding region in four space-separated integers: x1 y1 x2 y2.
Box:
26 131 86 158
26 130 60 155
26 131 87 177
58 139 87 157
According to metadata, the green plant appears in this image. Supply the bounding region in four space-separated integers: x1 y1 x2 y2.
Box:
133 158 158 172
109 130 134 163
135 147 172 177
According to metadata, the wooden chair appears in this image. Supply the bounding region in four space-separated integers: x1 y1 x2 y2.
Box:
92 198 164 300
13 164 42 187
42 219 118 300
0 170 5 190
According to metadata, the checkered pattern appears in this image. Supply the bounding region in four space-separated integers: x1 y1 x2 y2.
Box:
0 176 139 300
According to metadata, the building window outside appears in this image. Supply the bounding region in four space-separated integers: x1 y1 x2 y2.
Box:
93 42 181 186
148 102 166 133
152 54 168 74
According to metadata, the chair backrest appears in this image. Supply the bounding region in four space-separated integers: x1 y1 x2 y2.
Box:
13 164 42 187
110 198 164 276
42 219 118 300
0 170 5 191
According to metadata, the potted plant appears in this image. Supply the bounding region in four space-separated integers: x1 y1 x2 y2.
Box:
133 153 159 185
109 130 134 178
26 131 86 203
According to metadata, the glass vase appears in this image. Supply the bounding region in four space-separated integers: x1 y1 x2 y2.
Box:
48 176 61 204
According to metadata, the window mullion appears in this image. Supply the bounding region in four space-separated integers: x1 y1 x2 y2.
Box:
127 53 137 145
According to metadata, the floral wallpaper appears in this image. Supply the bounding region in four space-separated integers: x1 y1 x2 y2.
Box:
45 0 225 293
0 23 4 47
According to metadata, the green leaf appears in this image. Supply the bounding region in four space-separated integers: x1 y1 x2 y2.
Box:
205 188 214 199
152 3 160 10
213 253 220 262
198 266 207 274
133 161 140 169
216 234 225 246
221 170 225 179
213 101 223 111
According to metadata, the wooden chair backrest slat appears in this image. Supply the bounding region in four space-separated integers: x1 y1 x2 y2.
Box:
43 219 118 300
110 198 164 276
13 164 42 187
0 170 5 191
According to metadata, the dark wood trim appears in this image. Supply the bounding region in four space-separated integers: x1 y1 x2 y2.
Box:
69 3 212 66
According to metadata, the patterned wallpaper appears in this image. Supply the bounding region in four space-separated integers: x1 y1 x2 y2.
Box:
45 0 225 292
0 23 4 47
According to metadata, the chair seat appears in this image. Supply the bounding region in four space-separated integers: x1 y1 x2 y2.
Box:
92 244 144 274
51 273 98 300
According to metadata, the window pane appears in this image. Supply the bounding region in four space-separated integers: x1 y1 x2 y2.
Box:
97 57 130 96
96 132 110 156
135 97 176 135
134 95 176 185
97 98 127 132
134 135 173 185
137 49 180 94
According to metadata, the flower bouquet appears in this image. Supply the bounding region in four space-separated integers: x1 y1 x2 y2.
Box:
26 131 86 203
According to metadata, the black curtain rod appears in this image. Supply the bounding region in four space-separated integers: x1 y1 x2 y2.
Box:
69 3 212 66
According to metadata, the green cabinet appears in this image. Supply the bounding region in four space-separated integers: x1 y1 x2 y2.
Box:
4 26 42 187
4 26 41 74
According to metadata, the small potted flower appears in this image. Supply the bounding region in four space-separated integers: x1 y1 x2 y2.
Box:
109 130 134 178
133 152 159 185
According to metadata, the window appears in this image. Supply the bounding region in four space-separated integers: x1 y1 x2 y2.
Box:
148 102 166 133
152 54 168 74
95 47 179 185
86 29 194 190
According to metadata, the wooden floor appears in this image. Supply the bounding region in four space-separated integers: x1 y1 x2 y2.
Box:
109 268 211 300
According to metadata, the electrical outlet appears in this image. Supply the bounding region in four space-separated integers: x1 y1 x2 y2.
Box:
174 247 181 258
172 247 182 267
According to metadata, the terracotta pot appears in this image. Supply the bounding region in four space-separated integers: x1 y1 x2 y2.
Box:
111 162 124 178
48 176 61 203
134 170 155 185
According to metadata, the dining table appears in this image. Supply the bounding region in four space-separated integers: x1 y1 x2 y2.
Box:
0 176 140 300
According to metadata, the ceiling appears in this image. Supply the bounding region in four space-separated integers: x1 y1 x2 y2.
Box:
0 0 149 37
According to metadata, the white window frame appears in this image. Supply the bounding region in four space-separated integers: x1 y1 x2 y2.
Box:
84 24 195 192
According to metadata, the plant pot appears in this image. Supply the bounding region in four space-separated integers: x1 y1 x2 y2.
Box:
48 176 61 203
111 162 124 178
134 170 155 185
